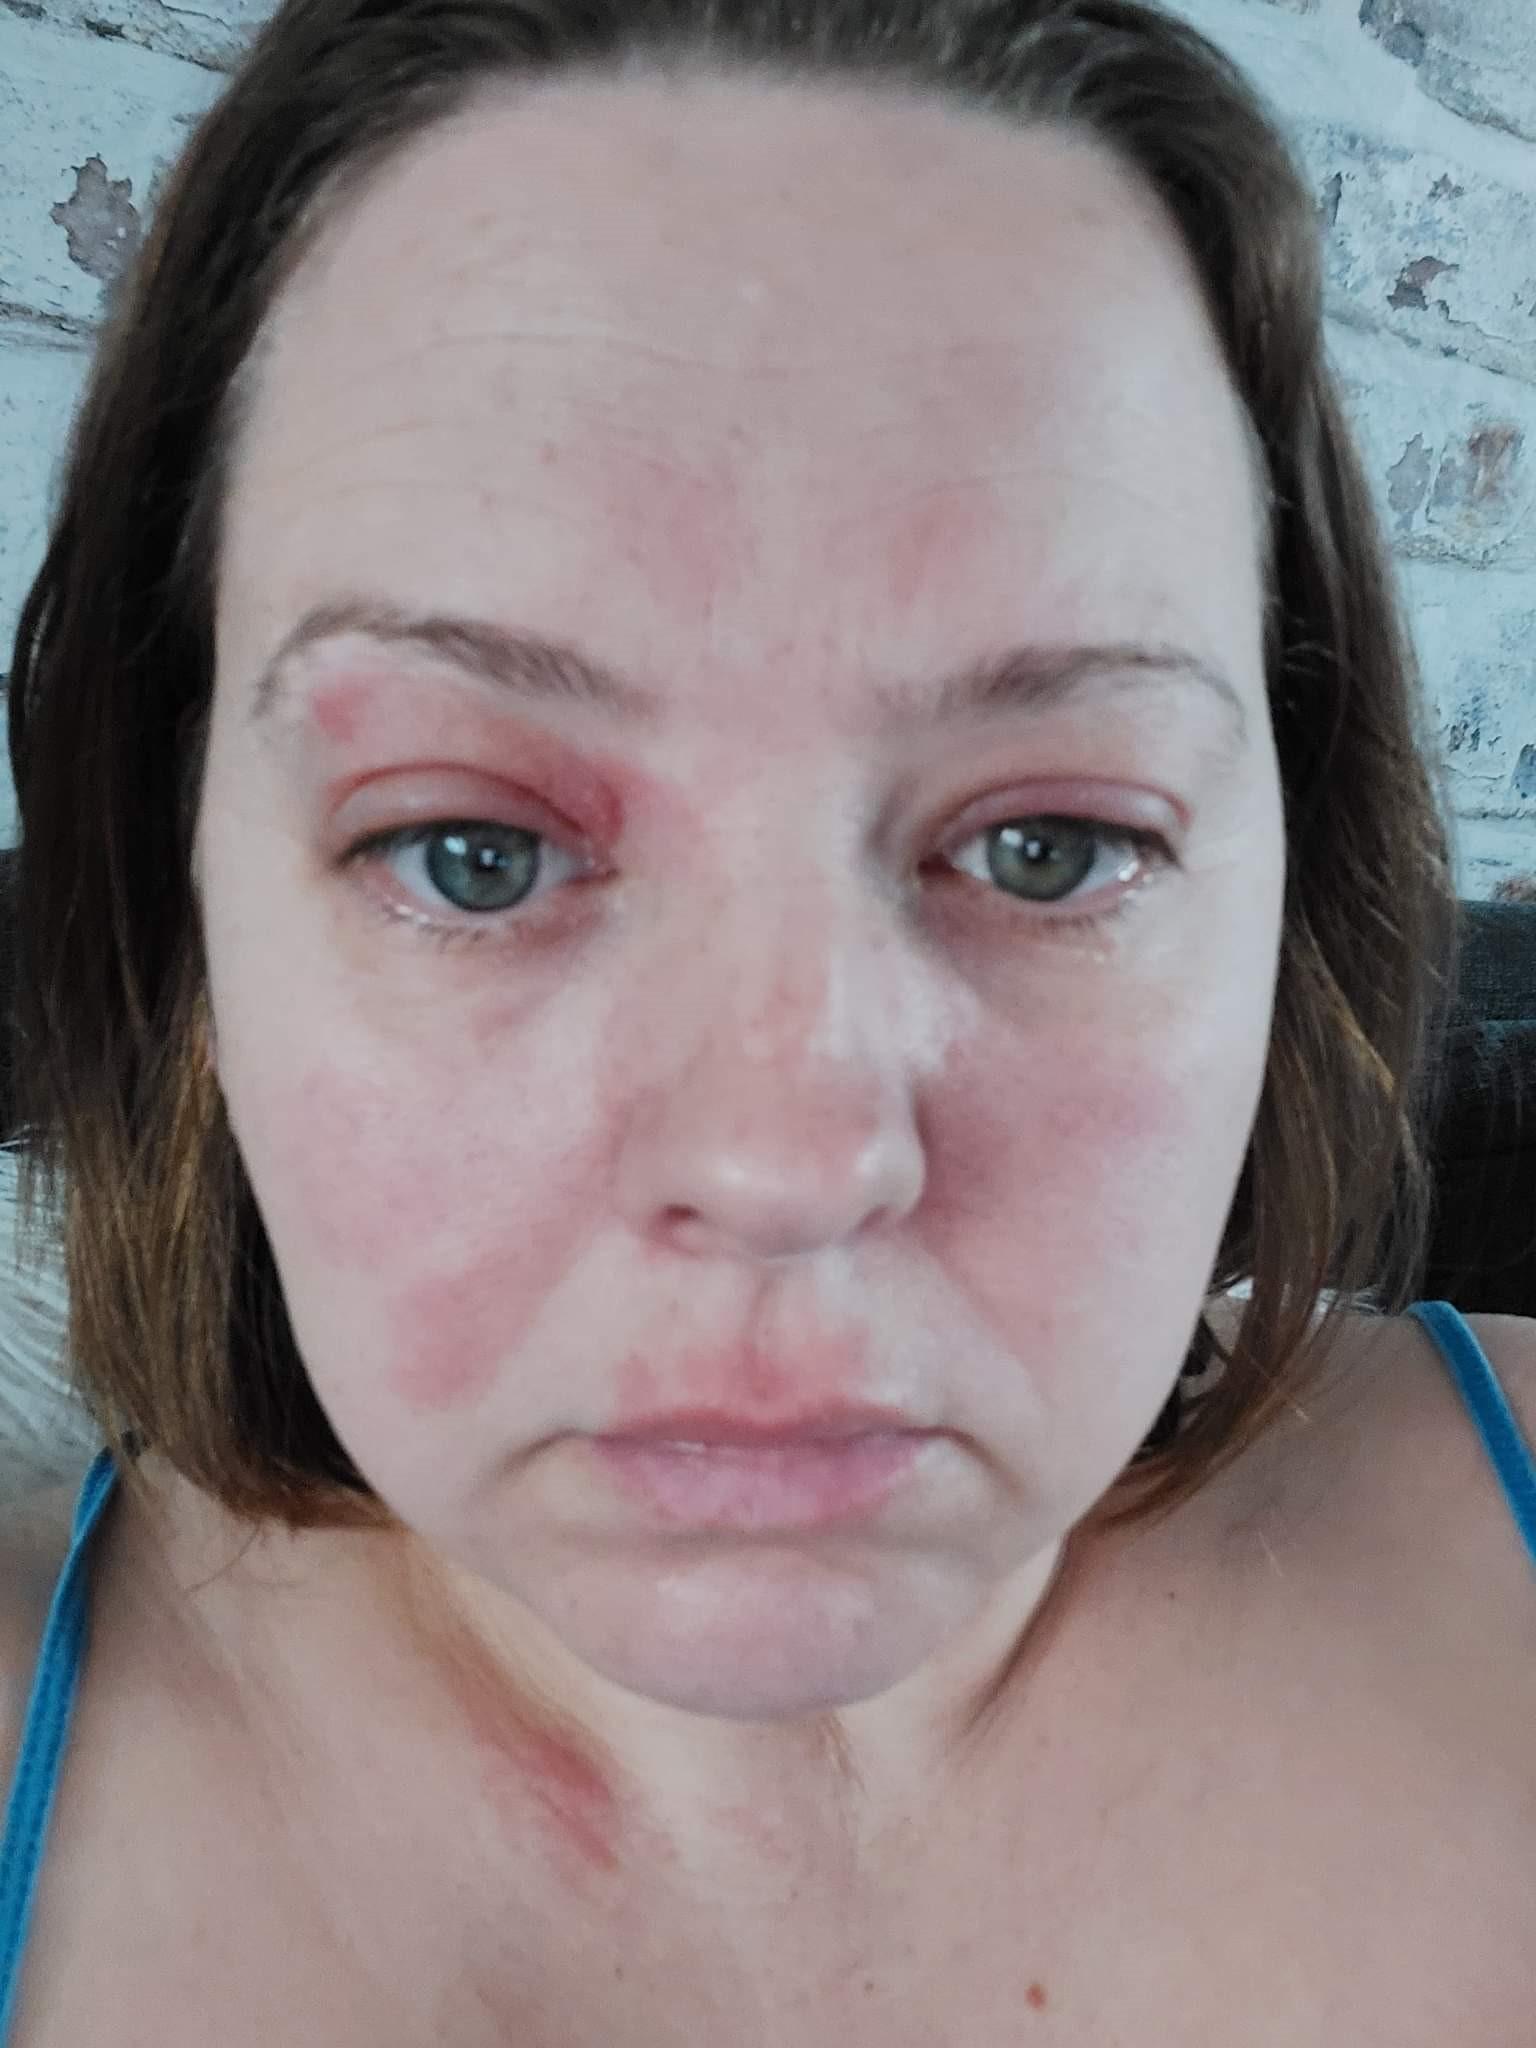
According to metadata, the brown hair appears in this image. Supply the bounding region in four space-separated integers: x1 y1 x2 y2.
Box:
7 0 1456 1531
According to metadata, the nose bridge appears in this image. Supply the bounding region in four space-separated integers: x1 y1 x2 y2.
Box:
732 861 872 1067
619 848 936 1261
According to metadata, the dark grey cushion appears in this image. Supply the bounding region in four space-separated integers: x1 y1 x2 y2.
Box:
1423 903 1536 1316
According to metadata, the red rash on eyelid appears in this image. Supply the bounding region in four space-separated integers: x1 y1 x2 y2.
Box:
303 672 644 844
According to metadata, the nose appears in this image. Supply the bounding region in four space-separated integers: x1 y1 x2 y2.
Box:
614 913 930 1264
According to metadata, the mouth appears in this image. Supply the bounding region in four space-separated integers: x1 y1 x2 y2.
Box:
600 1403 924 1448
589 1409 940 1531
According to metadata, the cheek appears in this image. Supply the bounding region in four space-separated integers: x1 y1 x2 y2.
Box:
921 993 1260 1345
232 1059 619 1418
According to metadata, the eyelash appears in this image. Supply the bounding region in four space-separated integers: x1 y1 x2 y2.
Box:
344 815 1175 951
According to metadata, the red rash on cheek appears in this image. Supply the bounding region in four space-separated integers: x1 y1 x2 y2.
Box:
389 1258 519 1413
913 1025 1181 1331
385 1112 625 1416
262 1070 534 1411
276 1068 410 1270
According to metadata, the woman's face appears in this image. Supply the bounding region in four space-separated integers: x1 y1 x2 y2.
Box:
200 76 1285 1719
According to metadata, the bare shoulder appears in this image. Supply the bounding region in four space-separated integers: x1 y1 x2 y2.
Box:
1261 1304 1536 1696
1357 1306 1536 1551
1452 1310 1536 1437
0 1472 93 1805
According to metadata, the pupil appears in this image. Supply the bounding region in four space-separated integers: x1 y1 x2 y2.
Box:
426 826 537 912
989 819 1095 901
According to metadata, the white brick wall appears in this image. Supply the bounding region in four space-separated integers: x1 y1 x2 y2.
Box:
2 0 1534 894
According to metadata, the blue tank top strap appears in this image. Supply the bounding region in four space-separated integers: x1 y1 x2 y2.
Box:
0 1447 118 2043
1407 1300 1536 1573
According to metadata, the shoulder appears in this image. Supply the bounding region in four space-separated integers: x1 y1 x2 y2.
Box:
1448 1310 1536 1435
1198 1302 1536 1672
1377 1307 1536 1546
1255 1304 1536 1684
0 1472 94 1811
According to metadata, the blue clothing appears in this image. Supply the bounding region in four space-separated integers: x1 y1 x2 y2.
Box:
0 1302 1533 2035
0 1445 115 2042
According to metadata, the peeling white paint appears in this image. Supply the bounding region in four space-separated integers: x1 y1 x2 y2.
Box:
3 0 1535 891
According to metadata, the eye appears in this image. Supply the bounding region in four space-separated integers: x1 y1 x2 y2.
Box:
356 821 578 918
943 816 1163 907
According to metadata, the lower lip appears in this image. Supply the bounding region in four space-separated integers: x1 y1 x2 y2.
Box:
590 1433 929 1531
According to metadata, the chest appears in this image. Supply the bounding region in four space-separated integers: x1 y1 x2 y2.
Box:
11 1683 1533 2048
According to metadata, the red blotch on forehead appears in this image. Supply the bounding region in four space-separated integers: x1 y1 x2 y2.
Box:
590 442 752 623
880 483 999 614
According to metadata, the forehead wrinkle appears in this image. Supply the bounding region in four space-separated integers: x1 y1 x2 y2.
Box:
220 82 1273 756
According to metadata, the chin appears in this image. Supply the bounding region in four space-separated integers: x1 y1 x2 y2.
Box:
551 1550 960 1722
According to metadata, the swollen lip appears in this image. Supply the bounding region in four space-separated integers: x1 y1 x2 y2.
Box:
598 1405 922 1449
589 1428 934 1531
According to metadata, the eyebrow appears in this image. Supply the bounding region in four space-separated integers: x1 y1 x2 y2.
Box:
250 595 1250 750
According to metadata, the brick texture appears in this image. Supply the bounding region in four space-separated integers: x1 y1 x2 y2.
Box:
2 0 1535 891
1361 0 1536 147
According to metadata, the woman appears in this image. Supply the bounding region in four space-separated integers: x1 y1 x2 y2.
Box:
2 0 1533 2036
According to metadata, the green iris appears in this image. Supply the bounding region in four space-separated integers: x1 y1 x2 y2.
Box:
987 819 1099 901
425 825 540 913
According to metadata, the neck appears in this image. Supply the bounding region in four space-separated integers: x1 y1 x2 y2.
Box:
125 1453 1086 1883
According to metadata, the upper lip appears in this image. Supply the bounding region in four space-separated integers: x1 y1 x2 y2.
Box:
598 1404 925 1447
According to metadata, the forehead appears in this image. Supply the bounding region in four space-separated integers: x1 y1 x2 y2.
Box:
219 73 1264 702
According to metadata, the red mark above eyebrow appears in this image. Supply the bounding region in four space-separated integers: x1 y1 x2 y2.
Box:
312 675 369 744
881 486 997 613
1026 1981 1048 2011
